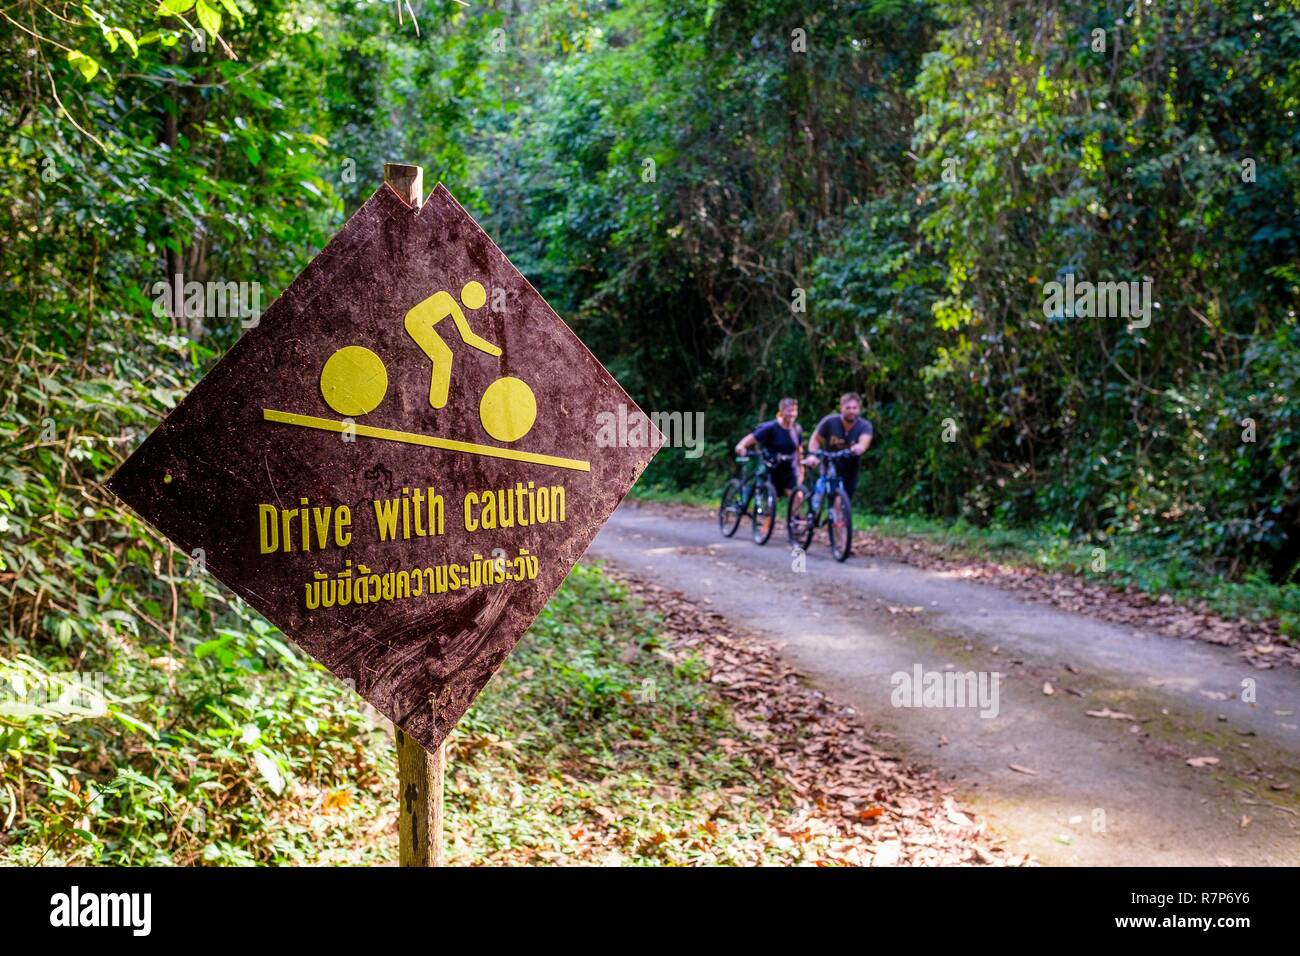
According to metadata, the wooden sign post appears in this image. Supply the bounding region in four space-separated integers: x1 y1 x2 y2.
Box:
107 160 658 868
386 163 444 868
396 728 443 866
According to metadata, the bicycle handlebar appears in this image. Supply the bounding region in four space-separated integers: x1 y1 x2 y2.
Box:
812 448 855 460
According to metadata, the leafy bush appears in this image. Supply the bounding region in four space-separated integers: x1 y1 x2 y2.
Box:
0 335 393 865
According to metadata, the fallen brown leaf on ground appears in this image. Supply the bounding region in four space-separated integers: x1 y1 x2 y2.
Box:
1086 708 1137 720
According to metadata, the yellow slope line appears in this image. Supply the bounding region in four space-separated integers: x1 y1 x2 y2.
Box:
263 408 591 473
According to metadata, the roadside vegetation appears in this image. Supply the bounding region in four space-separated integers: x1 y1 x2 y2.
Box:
444 564 787 866
3 539 941 866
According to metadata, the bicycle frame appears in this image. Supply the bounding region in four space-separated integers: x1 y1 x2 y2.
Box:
804 453 847 527
732 452 794 505
720 453 794 530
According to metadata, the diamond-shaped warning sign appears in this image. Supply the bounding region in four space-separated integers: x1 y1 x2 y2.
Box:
107 181 658 752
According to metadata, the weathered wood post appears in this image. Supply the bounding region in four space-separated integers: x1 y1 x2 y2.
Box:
384 162 424 209
396 727 444 867
384 162 445 867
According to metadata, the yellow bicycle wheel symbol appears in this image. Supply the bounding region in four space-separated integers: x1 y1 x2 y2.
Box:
320 345 388 417
318 280 537 443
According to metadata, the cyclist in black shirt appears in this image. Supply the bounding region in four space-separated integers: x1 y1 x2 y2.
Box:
735 397 804 498
805 392 873 498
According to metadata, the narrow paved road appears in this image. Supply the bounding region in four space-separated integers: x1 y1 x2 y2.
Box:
589 503 1300 865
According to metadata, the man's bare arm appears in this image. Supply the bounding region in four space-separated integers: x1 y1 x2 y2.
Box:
803 430 822 466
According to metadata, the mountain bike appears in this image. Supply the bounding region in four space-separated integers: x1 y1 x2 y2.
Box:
787 449 854 561
718 452 795 545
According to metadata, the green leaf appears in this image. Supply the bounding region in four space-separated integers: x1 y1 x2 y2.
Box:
195 0 221 38
253 751 285 796
115 27 140 57
217 0 244 26
194 634 232 658
110 711 158 738
112 768 164 792
158 0 195 14
66 50 100 83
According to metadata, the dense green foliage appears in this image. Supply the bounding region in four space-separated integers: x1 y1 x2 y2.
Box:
477 0 1300 590
0 337 394 863
1 0 1297 862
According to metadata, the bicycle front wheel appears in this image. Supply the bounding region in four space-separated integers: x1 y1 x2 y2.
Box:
828 489 853 562
718 479 744 538
752 480 777 545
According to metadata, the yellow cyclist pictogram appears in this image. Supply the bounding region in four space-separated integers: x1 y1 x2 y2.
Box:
265 279 588 473
400 280 537 443
402 280 497 409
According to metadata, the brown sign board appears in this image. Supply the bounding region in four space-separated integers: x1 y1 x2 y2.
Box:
108 182 658 752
